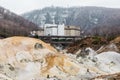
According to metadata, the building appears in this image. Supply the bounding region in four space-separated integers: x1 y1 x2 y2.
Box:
30 29 44 36
44 24 64 36
65 26 80 36
30 24 81 36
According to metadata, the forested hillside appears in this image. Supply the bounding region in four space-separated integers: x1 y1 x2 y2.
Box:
22 6 120 39
0 6 39 37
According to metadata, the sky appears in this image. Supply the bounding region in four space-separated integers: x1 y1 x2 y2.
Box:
0 0 120 14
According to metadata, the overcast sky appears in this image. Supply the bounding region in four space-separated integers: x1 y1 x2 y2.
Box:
0 0 120 14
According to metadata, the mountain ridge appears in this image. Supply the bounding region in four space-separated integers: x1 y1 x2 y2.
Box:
0 6 39 37
22 6 120 38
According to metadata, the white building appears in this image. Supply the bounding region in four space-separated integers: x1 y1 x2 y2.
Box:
44 24 65 36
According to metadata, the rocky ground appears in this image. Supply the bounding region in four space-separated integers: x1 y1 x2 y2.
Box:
0 36 120 80
66 36 108 54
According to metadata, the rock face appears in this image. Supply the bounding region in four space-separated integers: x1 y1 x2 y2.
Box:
95 52 120 73
0 36 120 80
0 36 82 80
111 36 120 52
96 43 119 54
0 36 57 79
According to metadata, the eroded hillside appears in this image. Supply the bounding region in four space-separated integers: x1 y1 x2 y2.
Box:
0 36 120 80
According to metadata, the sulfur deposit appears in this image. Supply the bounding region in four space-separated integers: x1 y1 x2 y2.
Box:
0 36 120 80
0 36 82 80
